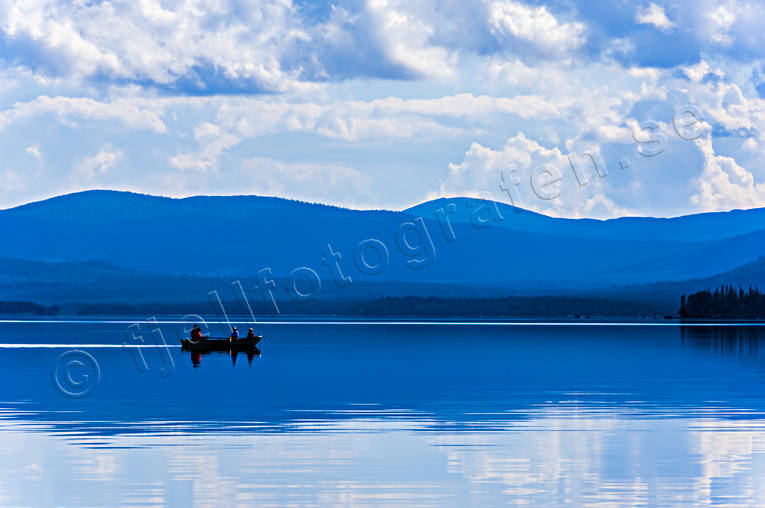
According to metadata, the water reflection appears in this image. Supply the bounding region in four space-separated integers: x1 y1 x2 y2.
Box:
2 406 765 506
188 346 261 367
2 321 765 506
682 325 765 357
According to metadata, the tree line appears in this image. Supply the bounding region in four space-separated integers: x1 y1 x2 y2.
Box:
1 295 667 318
350 296 664 318
681 286 765 319
0 301 59 315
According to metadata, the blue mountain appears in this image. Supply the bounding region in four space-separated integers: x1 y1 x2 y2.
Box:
406 197 765 242
1 190 764 291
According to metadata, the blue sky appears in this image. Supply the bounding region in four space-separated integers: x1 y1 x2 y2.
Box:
0 0 764 218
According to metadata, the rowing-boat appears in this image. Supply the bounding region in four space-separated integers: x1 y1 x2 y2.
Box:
181 335 262 351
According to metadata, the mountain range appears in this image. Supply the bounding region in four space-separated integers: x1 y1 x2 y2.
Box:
1 190 764 313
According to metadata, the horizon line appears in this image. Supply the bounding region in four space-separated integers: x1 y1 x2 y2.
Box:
2 187 763 221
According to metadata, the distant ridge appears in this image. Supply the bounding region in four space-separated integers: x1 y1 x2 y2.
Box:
406 197 765 242
2 255 764 316
577 256 765 307
11 189 765 222
3 189 382 214
1 190 764 291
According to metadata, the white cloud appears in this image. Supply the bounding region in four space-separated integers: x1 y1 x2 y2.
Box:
0 0 596 92
77 149 122 181
240 156 374 208
170 131 241 173
25 145 43 165
487 1 586 57
436 133 559 201
0 96 167 133
699 2 738 45
576 192 635 218
169 92 570 173
363 0 457 79
679 60 765 138
626 66 661 81
363 93 566 120
163 154 375 208
635 3 676 31
691 135 765 211
3 2 765 219
0 0 315 93
434 132 631 218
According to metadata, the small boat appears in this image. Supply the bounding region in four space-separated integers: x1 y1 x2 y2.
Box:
181 335 262 351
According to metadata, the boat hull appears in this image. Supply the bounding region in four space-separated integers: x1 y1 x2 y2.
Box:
181 336 261 351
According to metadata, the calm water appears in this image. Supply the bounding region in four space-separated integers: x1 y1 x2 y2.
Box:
2 320 765 506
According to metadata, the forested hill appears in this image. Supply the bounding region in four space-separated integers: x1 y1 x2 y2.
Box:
2 190 765 291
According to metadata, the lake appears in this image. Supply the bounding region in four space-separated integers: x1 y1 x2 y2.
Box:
2 319 765 506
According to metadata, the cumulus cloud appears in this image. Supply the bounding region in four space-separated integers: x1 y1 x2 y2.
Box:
77 149 122 181
699 2 739 45
437 134 561 202
0 0 315 93
635 3 676 31
170 125 241 172
0 0 596 91
487 1 586 57
434 133 632 218
3 0 765 219
3 0 765 92
678 60 765 139
0 0 455 90
691 134 765 210
360 0 456 79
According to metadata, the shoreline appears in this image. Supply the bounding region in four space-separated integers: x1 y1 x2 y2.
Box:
1 315 764 325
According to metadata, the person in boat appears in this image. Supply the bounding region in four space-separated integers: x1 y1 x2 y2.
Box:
230 326 239 342
190 324 204 342
246 328 257 340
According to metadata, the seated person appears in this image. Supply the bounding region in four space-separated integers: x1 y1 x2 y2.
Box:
190 324 204 342
246 328 257 340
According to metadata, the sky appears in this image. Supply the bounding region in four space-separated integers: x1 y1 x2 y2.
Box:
0 0 764 218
